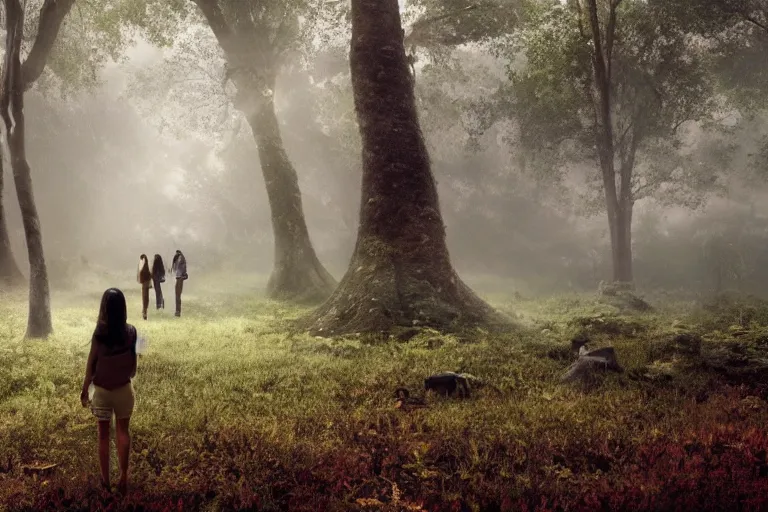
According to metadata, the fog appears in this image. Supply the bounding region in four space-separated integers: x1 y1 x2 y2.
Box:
3 1 768 298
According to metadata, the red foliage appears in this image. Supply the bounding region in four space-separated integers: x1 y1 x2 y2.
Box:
6 393 768 511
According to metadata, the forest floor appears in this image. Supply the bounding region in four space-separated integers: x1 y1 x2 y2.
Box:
1 272 768 511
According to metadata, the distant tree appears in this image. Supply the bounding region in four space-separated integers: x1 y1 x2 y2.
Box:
476 0 724 286
300 0 504 336
140 0 338 303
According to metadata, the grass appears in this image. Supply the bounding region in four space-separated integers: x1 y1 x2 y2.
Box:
1 273 768 511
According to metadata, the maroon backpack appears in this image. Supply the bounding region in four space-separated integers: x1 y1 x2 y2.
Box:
93 325 137 391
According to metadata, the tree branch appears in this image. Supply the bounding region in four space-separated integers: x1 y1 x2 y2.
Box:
606 1 618 82
717 1 768 34
192 0 275 84
1 0 23 131
743 13 768 33
20 0 77 91
191 0 237 56
619 125 639 202
631 179 655 200
573 0 590 41
616 116 633 149
271 12 293 51
404 4 479 47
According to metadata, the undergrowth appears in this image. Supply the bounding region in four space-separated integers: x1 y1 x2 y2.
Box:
1 275 767 511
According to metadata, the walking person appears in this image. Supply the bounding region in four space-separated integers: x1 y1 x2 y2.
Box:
171 249 188 317
80 288 139 495
151 254 166 310
137 254 151 320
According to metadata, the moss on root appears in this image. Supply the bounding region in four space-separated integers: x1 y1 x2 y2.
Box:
297 239 511 336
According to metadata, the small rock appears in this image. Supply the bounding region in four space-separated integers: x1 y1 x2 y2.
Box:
561 346 623 384
571 332 590 354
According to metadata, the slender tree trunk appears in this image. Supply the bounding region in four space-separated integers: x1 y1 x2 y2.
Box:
600 159 622 279
614 202 633 282
300 0 505 336
244 92 336 303
587 0 635 288
0 159 24 285
2 0 52 337
601 163 635 286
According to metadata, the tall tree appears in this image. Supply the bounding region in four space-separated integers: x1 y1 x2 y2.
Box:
300 0 503 336
479 0 722 286
1 0 76 337
183 0 336 303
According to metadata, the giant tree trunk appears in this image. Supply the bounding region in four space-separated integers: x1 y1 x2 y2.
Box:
0 160 24 285
1 0 52 337
300 0 504 336
245 94 337 303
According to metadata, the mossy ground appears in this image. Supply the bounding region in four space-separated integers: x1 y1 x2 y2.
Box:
1 273 767 511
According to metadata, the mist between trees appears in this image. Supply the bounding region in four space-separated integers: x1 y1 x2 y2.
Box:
1 0 768 315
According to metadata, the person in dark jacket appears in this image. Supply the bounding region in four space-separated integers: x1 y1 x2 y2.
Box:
170 249 188 317
80 288 139 495
151 254 166 310
137 254 151 320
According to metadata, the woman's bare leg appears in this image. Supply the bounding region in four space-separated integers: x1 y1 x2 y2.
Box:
141 283 149 320
97 420 111 488
115 417 131 494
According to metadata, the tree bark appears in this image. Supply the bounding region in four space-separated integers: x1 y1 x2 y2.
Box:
0 158 24 286
299 0 505 336
614 203 633 282
586 0 634 287
192 0 336 303
245 92 336 302
20 0 77 90
1 0 52 337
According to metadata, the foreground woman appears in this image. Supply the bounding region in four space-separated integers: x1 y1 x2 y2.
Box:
80 288 138 495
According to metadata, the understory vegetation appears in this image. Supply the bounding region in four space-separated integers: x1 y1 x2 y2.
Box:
1 274 767 511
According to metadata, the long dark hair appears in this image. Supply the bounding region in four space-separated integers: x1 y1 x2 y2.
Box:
152 254 164 274
94 288 128 347
138 254 150 283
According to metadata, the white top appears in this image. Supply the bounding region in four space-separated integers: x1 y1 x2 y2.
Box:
136 333 147 355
